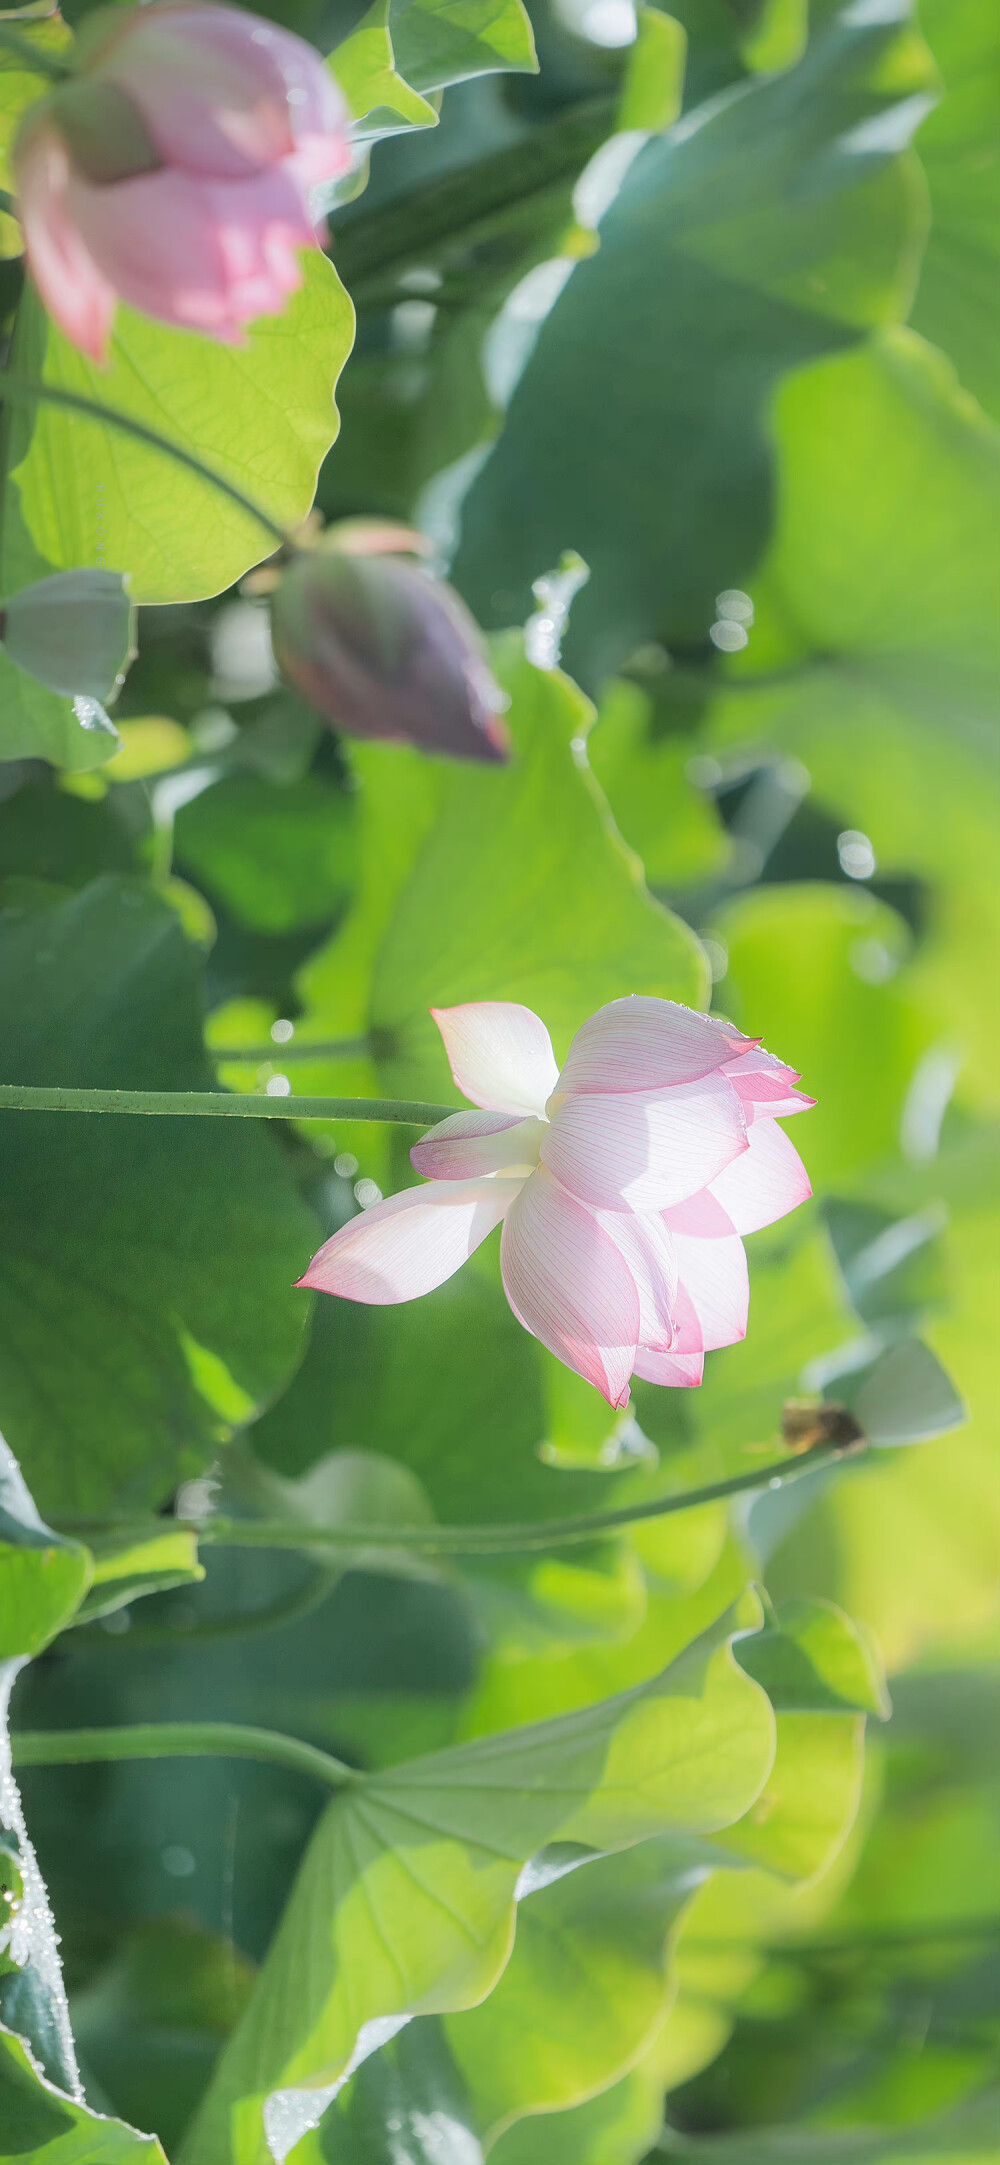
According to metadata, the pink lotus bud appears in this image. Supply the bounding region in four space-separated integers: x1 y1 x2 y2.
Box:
13 2 352 361
270 549 510 763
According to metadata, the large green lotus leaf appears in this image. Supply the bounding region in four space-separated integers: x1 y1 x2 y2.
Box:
387 0 535 94
910 0 1000 419
0 1439 90 1660
734 1598 888 1719
491 2034 675 2165
330 0 534 143
458 1538 754 1741
297 635 706 1118
708 883 930 1190
179 1602 774 2165
174 772 357 936
0 878 318 1515
452 0 936 685
445 1693 865 2136
587 679 731 890
705 331 1000 1105
310 1612 868 2163
310 1843 695 2162
1 259 353 610
331 0 439 137
0 2022 168 2162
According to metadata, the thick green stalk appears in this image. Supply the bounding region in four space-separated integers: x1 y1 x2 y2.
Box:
0 1084 453 1124
0 375 290 552
193 1441 850 1553
58 1443 852 1561
215 1037 372 1065
11 1721 353 1790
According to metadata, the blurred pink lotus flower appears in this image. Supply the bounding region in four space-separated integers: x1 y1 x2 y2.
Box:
299 995 815 1407
14 1 351 361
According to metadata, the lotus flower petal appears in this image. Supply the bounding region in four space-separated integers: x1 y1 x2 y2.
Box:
298 1177 515 1304
541 1075 748 1212
15 1 350 353
500 1168 639 1407
68 162 313 338
557 996 757 1095
95 3 351 182
598 1208 678 1353
410 1110 544 1181
708 1117 812 1235
14 117 116 362
633 1343 705 1388
672 1229 750 1352
432 1002 560 1118
724 1049 815 1120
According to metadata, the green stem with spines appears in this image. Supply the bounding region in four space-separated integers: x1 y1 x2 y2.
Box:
0 1083 453 1124
57 1441 854 1561
214 1036 372 1065
11 1720 354 1789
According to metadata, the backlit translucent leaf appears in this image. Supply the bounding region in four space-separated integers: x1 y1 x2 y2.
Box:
180 1601 774 2164
735 1598 889 1717
1 261 353 607
69 1526 204 1628
0 1438 90 1660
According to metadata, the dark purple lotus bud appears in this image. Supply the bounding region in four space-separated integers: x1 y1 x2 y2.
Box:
270 549 510 762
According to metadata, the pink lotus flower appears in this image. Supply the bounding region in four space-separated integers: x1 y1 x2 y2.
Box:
299 996 815 1407
14 2 351 361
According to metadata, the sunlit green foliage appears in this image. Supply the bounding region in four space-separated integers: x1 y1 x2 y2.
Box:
0 0 995 2159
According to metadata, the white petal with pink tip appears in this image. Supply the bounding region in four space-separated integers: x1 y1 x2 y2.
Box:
541 1075 748 1212
724 1049 814 1121
633 1343 705 1388
557 996 756 1095
298 1178 515 1305
432 1002 560 1118
598 1209 678 1353
672 1229 750 1352
500 1169 639 1407
410 1109 543 1182
708 1118 812 1236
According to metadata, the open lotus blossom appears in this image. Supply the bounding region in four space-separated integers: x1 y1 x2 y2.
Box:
299 996 815 1407
13 1 351 361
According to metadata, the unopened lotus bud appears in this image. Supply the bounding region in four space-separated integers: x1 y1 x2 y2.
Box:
0 569 135 702
270 550 510 763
